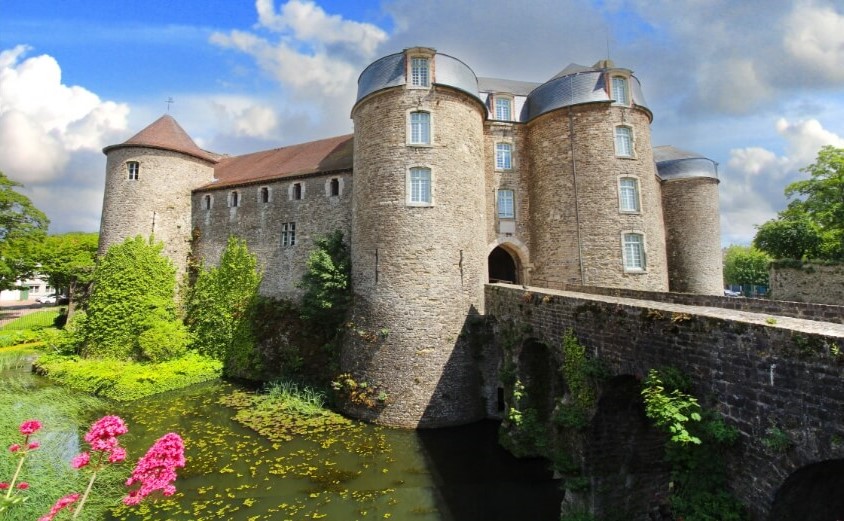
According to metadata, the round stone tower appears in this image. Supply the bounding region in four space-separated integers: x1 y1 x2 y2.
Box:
525 60 668 291
656 146 723 295
343 48 488 428
100 115 217 277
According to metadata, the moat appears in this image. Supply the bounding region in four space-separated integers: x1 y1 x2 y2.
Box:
7 366 563 521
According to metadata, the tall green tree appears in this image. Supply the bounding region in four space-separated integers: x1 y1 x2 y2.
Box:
185 236 261 376
33 232 99 302
723 245 770 286
0 171 49 290
80 236 189 361
298 230 351 330
754 146 844 259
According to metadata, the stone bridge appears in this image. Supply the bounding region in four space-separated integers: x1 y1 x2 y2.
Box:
483 283 844 520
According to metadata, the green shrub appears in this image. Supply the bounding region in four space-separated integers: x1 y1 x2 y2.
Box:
137 317 191 362
34 352 222 401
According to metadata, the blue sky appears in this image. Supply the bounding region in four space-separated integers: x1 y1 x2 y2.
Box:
1 0 843 245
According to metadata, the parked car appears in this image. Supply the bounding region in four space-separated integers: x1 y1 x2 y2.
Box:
35 294 68 304
723 289 743 298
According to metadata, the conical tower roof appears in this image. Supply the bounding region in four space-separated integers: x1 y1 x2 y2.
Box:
103 115 218 162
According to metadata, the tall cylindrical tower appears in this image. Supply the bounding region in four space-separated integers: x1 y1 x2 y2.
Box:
526 61 668 291
100 115 217 277
343 48 488 428
656 147 723 295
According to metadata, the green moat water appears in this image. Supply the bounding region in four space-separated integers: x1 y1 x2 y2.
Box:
8 367 562 520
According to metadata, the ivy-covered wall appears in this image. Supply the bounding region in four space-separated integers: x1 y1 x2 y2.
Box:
484 284 844 520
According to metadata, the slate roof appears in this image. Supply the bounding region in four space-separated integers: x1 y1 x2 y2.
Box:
103 115 219 162
200 134 354 190
477 77 541 96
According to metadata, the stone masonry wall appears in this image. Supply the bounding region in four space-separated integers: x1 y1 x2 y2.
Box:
769 263 844 306
662 177 723 295
344 83 489 427
99 147 215 278
191 172 352 300
527 104 668 291
485 283 844 520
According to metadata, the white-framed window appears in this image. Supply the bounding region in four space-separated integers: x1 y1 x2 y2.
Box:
495 143 513 170
410 57 430 87
614 126 634 157
611 76 630 106
328 178 340 197
259 186 271 204
622 232 646 271
228 190 240 208
203 194 212 210
290 182 303 200
281 222 296 247
408 167 432 205
127 161 140 180
618 177 640 212
494 97 512 121
497 189 515 219
409 111 431 145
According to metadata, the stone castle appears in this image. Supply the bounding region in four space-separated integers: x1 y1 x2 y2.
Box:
99 47 722 428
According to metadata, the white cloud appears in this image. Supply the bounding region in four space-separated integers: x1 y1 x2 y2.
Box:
783 0 844 83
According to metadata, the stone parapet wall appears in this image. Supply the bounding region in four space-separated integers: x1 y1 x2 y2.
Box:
191 172 352 300
769 263 844 306
485 283 844 520
562 284 844 324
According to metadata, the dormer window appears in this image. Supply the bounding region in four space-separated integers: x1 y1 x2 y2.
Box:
410 57 430 87
611 76 630 106
127 161 139 180
495 97 512 121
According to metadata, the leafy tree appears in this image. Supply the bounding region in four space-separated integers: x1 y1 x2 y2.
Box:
32 232 99 303
723 245 771 286
754 146 844 259
298 230 351 331
79 236 188 361
185 236 261 376
0 171 49 290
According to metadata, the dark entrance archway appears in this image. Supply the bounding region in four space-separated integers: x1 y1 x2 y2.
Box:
488 246 518 284
769 459 844 521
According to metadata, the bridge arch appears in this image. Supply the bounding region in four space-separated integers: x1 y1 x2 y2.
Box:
487 238 530 284
769 459 844 520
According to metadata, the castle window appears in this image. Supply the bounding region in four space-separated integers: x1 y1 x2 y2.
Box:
409 111 431 145
203 194 212 210
329 178 340 197
229 190 240 208
291 182 303 200
281 222 296 247
495 97 512 121
622 233 646 271
611 76 630 106
614 126 634 157
260 186 270 204
495 143 512 170
618 177 640 212
408 167 432 205
410 57 430 87
497 189 515 219
127 161 139 180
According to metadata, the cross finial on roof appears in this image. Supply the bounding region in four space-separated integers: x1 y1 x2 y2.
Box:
165 97 175 112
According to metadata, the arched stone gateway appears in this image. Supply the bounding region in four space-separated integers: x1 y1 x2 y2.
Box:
769 459 844 521
488 246 519 284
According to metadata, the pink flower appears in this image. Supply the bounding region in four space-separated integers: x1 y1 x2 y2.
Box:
0 482 9 490
28 441 40 450
71 452 91 469
38 493 81 521
17 481 29 490
9 443 20 453
19 419 42 435
123 433 185 506
108 446 127 464
84 415 128 452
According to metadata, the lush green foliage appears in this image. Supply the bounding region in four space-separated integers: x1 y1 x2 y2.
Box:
642 369 702 445
754 146 844 259
30 232 99 303
0 378 123 520
298 230 351 331
0 171 50 291
79 236 188 361
185 236 261 376
34 352 222 401
722 245 771 286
